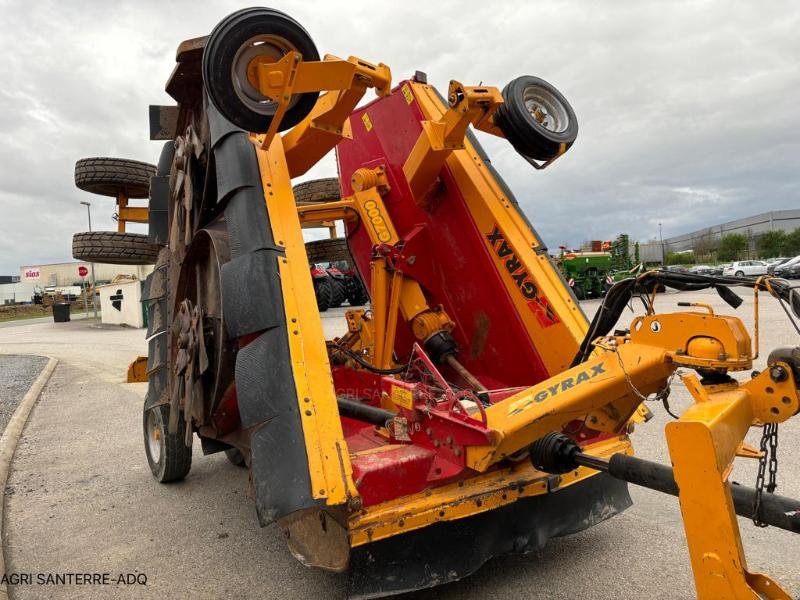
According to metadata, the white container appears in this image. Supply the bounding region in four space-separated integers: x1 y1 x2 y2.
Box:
97 280 144 328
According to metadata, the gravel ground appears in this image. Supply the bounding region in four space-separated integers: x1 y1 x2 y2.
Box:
0 355 49 435
1 290 798 599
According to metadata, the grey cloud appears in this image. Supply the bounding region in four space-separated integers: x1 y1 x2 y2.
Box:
0 0 797 272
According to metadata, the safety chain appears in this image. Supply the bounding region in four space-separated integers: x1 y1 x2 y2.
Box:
613 347 679 418
752 422 779 527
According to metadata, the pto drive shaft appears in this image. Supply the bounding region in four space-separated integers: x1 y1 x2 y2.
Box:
530 432 800 534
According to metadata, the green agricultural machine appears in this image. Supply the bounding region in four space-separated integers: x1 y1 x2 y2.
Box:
559 249 614 299
559 234 639 299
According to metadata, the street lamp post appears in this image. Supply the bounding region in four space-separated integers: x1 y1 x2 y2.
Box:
80 201 98 319
658 222 664 265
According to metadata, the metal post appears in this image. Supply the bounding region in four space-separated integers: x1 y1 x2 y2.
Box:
658 222 664 265
82 278 88 317
80 201 98 319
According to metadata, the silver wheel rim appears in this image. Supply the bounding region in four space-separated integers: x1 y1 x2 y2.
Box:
231 34 300 116
146 409 162 464
522 85 569 133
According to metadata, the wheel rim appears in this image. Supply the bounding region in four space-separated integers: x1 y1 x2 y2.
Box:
231 34 300 117
522 85 570 133
146 409 162 464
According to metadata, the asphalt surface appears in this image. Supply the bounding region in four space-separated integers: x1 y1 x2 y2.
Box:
0 355 49 435
1 290 798 599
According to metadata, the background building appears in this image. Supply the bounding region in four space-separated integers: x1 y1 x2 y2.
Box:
0 261 153 304
663 210 800 253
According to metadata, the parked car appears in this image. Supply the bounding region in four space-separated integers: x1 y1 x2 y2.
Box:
774 256 800 278
689 265 714 275
784 263 800 279
768 257 794 275
722 260 768 277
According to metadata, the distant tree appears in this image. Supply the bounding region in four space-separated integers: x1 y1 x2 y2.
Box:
784 228 800 255
718 233 748 261
666 251 694 265
692 229 716 261
757 230 787 258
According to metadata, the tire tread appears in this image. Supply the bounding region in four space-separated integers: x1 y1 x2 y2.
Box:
75 157 156 198
72 231 160 265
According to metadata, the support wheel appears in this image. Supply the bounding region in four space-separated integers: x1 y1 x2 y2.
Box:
305 238 353 263
495 75 578 161
74 157 156 198
72 231 160 265
294 178 341 204
144 404 192 483
203 7 320 133
735 270 744 277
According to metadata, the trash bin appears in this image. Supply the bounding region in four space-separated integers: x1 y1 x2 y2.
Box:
53 303 71 323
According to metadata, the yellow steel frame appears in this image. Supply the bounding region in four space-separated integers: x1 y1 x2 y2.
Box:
669 369 798 599
250 61 799 595
410 81 590 374
113 188 148 233
147 45 800 594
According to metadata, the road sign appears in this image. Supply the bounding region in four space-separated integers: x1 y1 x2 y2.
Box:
78 266 89 277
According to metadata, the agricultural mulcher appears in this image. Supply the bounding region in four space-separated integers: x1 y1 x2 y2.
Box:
87 7 800 598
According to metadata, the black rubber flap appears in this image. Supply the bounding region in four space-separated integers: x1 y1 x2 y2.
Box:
348 473 631 599
221 249 284 338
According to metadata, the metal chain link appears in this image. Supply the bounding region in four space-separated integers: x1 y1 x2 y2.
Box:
752 423 779 527
613 347 679 417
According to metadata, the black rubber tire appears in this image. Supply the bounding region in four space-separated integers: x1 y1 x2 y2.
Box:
143 404 192 483
305 238 353 264
345 275 370 306
329 276 346 308
572 283 586 301
225 448 247 467
735 271 744 277
495 75 578 161
293 178 341 203
313 276 333 311
203 7 320 133
72 231 160 265
74 157 156 198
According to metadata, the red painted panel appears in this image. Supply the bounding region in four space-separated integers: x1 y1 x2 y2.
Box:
336 81 549 388
350 444 435 506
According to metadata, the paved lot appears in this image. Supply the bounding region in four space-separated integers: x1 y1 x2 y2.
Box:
0 289 798 599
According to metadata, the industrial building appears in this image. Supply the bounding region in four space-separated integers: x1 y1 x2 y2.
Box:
0 261 153 304
663 209 800 253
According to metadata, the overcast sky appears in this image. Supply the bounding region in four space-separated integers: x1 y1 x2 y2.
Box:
0 0 798 273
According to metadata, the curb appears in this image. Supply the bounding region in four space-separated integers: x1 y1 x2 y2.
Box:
0 357 58 597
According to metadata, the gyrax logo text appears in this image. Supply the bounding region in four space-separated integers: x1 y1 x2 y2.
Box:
486 226 559 327
508 363 607 416
363 199 392 243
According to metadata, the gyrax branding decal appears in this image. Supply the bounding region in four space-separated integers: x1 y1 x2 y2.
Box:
486 226 559 327
507 363 607 416
363 198 392 242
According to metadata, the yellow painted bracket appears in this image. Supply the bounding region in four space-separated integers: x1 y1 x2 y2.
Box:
127 356 149 383
667 367 799 599
248 52 391 163
403 80 504 200
118 205 149 225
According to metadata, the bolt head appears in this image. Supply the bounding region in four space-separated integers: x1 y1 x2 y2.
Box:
770 366 788 383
